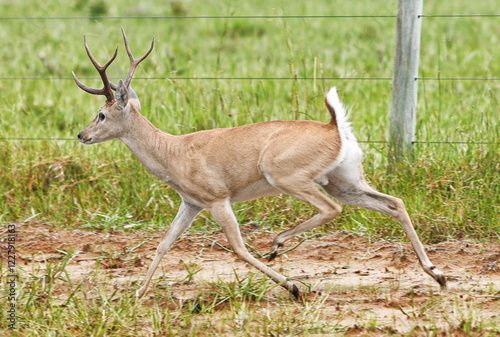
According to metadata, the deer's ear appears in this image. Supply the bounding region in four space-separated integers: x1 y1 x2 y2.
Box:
128 86 141 111
116 80 129 110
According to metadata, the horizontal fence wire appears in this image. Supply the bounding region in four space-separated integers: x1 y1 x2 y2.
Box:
1 77 499 81
0 138 497 145
0 15 398 20
1 14 499 20
417 77 500 81
0 77 391 81
419 14 500 18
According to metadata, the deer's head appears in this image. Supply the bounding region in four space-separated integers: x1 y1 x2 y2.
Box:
73 28 154 144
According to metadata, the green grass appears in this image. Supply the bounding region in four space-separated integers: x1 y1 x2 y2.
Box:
1 0 498 239
0 0 499 335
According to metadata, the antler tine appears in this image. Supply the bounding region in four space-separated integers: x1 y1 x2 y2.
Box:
121 27 155 88
72 35 118 103
83 35 118 73
72 71 105 95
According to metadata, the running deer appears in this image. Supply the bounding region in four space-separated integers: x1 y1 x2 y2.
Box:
73 29 446 299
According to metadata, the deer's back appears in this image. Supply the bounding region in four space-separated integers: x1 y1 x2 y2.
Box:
166 120 342 205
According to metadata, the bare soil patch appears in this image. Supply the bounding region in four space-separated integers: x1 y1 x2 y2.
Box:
3 221 500 335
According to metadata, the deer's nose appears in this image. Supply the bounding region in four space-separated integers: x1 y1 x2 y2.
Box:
77 133 82 140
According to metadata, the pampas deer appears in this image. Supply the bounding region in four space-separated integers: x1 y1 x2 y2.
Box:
73 29 446 299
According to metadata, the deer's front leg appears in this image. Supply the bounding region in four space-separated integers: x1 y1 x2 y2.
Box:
210 199 300 299
136 201 202 298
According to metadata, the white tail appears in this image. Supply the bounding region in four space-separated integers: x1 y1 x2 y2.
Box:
74 31 446 299
326 87 352 135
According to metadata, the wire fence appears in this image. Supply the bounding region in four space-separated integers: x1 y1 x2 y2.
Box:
1 138 497 146
0 13 498 145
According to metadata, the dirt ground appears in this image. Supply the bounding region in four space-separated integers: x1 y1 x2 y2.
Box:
3 221 500 335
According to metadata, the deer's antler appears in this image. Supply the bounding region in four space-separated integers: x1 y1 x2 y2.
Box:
72 28 154 103
120 27 155 89
72 36 118 104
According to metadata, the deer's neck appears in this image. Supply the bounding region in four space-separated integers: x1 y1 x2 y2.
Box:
119 112 173 180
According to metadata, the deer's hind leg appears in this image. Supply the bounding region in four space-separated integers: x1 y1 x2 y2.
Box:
322 169 446 288
265 177 342 262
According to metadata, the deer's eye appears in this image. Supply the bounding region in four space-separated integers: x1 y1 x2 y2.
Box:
98 112 105 121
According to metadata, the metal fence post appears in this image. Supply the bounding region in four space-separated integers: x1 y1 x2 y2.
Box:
388 0 424 166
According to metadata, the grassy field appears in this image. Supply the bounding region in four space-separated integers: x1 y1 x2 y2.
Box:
1 0 499 335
